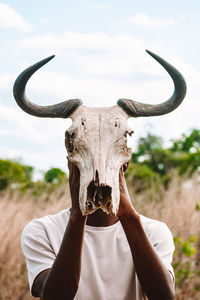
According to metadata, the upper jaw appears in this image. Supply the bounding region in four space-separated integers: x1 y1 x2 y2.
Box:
85 181 113 215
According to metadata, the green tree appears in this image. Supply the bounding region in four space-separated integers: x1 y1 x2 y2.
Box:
44 168 66 184
0 159 33 190
131 133 182 176
132 133 163 164
170 129 200 153
128 129 200 192
170 129 200 175
131 130 200 177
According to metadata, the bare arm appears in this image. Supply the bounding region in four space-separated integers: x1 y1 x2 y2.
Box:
32 163 87 300
117 167 175 300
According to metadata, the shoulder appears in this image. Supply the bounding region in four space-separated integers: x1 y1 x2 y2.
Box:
23 208 70 230
140 215 174 245
140 215 175 279
21 208 71 246
140 214 172 234
21 209 71 293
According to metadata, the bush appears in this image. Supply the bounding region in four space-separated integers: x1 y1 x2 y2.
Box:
44 168 66 185
0 159 33 190
125 161 160 194
173 235 200 295
129 129 200 192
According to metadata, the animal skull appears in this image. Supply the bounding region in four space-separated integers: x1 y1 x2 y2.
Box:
65 105 133 215
13 50 186 215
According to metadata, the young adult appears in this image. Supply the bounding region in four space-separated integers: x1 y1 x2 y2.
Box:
21 162 175 300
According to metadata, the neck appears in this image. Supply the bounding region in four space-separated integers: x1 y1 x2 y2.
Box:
86 209 119 227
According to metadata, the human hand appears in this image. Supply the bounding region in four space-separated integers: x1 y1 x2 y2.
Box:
118 163 133 216
68 160 81 215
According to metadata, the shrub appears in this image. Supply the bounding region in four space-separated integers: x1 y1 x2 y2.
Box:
44 167 67 185
0 159 33 190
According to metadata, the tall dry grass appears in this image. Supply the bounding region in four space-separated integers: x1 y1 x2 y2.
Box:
133 174 200 237
131 174 200 300
0 185 70 300
0 175 199 299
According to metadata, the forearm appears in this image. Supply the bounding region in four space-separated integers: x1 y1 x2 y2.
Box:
118 208 175 300
41 210 87 300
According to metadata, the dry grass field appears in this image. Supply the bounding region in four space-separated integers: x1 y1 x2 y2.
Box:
0 175 199 300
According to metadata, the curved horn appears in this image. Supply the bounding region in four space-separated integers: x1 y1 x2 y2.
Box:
13 55 82 118
117 50 186 117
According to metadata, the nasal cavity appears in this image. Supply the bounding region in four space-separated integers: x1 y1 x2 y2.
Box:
95 170 99 180
94 170 99 187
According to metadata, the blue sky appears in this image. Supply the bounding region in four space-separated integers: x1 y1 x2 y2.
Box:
0 0 199 177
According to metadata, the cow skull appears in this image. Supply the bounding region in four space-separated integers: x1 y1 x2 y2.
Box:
65 105 133 215
13 50 186 215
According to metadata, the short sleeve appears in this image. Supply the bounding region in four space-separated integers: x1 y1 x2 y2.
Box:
153 223 175 281
21 220 56 293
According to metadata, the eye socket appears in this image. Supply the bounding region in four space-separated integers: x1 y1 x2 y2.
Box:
124 130 134 137
71 132 75 139
65 131 75 153
65 131 75 139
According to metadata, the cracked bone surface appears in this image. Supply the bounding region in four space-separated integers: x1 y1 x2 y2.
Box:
65 105 133 216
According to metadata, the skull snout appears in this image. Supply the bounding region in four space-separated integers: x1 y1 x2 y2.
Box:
85 170 113 215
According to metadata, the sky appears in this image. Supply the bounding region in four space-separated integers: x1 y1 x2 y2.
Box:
0 0 199 177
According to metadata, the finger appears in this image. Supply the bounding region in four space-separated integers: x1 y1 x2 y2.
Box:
68 160 73 174
69 163 80 184
73 164 80 182
119 167 123 181
68 161 75 185
123 162 129 173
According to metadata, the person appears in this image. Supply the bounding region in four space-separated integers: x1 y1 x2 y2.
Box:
21 162 175 300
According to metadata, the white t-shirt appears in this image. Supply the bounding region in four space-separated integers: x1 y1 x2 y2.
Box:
21 209 175 300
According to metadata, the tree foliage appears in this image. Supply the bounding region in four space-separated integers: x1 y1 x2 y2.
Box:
0 159 33 190
44 168 66 184
0 129 199 193
170 129 200 153
0 160 67 192
126 129 200 193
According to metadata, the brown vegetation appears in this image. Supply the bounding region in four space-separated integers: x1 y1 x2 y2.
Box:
0 175 199 300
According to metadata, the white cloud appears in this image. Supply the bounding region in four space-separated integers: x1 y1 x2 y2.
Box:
0 104 46 143
19 32 186 79
19 32 155 77
127 13 175 28
23 69 173 107
0 3 31 32
7 31 200 171
20 32 124 51
18 31 200 105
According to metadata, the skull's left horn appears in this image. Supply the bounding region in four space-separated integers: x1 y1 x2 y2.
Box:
13 55 82 118
117 50 186 117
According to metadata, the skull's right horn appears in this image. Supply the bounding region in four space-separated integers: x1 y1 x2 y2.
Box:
117 50 186 117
